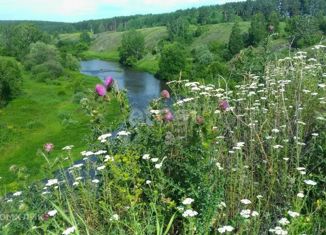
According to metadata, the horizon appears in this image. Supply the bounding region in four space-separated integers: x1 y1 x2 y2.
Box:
0 0 244 23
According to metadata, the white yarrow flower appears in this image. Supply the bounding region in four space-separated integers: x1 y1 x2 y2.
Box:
288 210 300 218
62 226 76 235
278 217 290 225
218 225 235 233
182 198 194 205
304 179 317 186
240 199 252 205
182 209 198 218
47 210 57 217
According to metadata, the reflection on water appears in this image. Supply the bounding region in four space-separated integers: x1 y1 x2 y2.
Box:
80 60 168 121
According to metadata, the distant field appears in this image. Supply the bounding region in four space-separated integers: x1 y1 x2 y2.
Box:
0 72 124 193
90 26 168 52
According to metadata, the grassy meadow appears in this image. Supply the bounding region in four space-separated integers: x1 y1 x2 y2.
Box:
0 71 125 193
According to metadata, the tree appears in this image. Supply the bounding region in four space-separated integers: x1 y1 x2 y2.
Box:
167 17 192 42
228 22 244 56
285 16 321 48
158 43 187 81
0 56 22 106
25 42 64 80
119 30 145 66
268 11 280 33
248 13 267 46
80 31 91 45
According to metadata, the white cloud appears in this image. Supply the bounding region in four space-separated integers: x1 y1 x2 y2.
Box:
0 0 242 21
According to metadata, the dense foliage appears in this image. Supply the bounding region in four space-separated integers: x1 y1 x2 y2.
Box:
157 42 187 80
119 30 145 66
0 56 22 106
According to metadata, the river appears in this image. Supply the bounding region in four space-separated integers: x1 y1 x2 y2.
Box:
80 59 168 123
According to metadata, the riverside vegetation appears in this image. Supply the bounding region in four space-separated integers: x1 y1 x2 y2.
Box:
0 45 325 234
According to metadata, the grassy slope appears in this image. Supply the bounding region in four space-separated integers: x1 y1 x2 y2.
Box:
80 22 250 73
0 72 123 193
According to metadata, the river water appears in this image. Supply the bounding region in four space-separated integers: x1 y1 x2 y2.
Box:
80 59 168 123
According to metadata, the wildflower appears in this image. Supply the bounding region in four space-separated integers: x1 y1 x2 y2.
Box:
311 133 318 137
145 180 152 185
240 209 251 218
161 90 170 99
47 210 57 217
182 209 198 218
283 158 289 161
62 226 76 235
251 211 259 217
297 192 304 198
273 145 283 149
219 100 230 111
142 154 150 160
92 179 100 184
304 179 317 186
95 84 107 96
104 155 114 162
269 226 288 235
151 158 159 162
164 111 174 122
62 145 74 150
73 182 79 186
218 202 226 209
288 211 300 218
216 162 223 170
98 133 112 143
272 128 280 133
278 217 290 225
240 199 252 205
13 191 22 197
182 198 194 205
117 130 131 136
257 195 263 199
217 225 235 233
44 143 54 152
46 179 58 186
97 165 106 171
104 76 114 89
111 214 119 221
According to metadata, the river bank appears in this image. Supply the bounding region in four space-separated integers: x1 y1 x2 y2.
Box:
0 70 125 194
81 50 159 75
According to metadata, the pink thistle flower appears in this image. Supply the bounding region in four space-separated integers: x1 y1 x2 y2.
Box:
164 111 174 122
44 143 54 153
95 84 107 96
219 100 229 111
104 76 114 89
161 90 170 99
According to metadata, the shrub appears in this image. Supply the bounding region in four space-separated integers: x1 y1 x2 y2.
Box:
0 56 22 106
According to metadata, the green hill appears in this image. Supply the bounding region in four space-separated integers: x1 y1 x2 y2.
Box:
80 22 250 73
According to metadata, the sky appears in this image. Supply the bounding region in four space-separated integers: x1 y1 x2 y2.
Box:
0 0 243 23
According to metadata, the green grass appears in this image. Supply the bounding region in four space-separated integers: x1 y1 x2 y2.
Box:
191 22 250 49
0 71 124 193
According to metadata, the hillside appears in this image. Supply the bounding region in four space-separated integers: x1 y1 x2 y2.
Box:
79 22 250 73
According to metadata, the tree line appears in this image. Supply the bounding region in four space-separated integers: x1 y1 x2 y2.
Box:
1 0 325 34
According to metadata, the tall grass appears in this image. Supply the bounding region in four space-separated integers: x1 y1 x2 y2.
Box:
0 45 325 234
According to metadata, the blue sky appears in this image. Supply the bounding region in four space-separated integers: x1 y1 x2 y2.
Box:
0 0 243 22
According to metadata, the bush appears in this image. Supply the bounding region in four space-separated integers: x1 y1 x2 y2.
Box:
31 60 64 80
0 56 22 106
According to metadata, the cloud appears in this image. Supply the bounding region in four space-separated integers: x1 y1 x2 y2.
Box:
0 0 242 21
